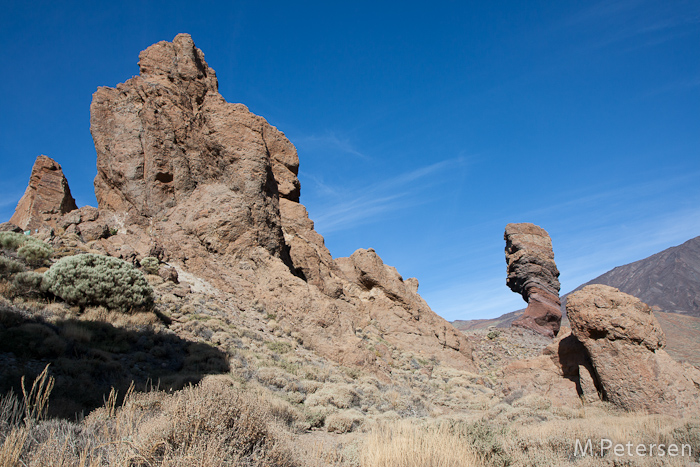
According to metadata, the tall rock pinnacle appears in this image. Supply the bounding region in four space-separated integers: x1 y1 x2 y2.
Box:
10 155 78 231
504 223 562 337
87 34 475 371
91 33 299 260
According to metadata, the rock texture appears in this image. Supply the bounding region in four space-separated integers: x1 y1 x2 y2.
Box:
10 155 78 231
87 34 475 372
499 326 600 407
0 223 23 233
504 223 561 337
567 285 700 416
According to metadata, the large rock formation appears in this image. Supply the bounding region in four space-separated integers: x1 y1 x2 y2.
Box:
10 155 78 231
504 223 561 337
567 285 700 416
87 34 474 372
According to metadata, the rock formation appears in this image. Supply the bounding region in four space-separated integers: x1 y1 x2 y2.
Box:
85 34 474 372
10 155 78 231
567 285 700 416
500 326 600 408
504 223 561 337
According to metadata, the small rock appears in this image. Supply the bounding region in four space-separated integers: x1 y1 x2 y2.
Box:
158 264 179 283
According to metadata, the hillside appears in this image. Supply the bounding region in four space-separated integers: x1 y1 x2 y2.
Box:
570 236 700 317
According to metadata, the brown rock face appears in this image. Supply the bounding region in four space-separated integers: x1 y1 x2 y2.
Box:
567 285 700 416
500 326 601 408
504 223 561 337
10 155 78 231
87 34 475 373
91 34 294 260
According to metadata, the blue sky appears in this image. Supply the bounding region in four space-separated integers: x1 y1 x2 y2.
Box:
1 1 698 320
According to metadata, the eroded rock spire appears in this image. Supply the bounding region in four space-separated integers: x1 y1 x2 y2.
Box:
504 223 562 337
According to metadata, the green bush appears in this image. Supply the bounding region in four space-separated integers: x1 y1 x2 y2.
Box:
11 271 46 298
141 256 160 275
43 254 154 312
0 256 25 278
0 232 45 251
17 242 53 266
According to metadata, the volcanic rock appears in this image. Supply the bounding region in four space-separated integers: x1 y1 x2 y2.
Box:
500 326 600 407
88 34 475 372
10 155 78 231
504 223 561 337
57 206 111 242
0 223 22 233
567 285 700 416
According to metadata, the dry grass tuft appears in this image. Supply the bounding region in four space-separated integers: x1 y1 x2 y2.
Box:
1 374 300 466
360 420 483 467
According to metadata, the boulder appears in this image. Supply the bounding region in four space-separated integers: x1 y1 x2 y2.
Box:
158 264 179 284
504 223 561 337
567 285 700 416
10 155 78 231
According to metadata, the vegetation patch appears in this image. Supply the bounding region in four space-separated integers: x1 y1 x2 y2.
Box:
43 253 154 312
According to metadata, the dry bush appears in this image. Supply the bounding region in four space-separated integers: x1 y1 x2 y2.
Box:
2 375 300 467
0 366 54 467
360 420 482 467
325 409 365 434
305 383 359 410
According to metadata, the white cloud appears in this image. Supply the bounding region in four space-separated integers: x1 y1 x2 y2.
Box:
295 132 372 161
307 157 468 234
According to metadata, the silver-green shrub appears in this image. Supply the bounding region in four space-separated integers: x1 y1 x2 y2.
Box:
141 256 160 275
11 271 45 297
0 256 25 278
17 242 53 266
44 254 154 312
0 232 45 251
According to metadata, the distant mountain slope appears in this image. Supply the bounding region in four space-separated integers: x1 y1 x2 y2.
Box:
452 310 523 331
569 236 700 317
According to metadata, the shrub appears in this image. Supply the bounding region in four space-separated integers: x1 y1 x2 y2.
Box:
140 256 159 275
11 271 45 298
325 409 365 433
17 242 53 266
0 256 25 278
0 232 45 251
43 254 154 312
